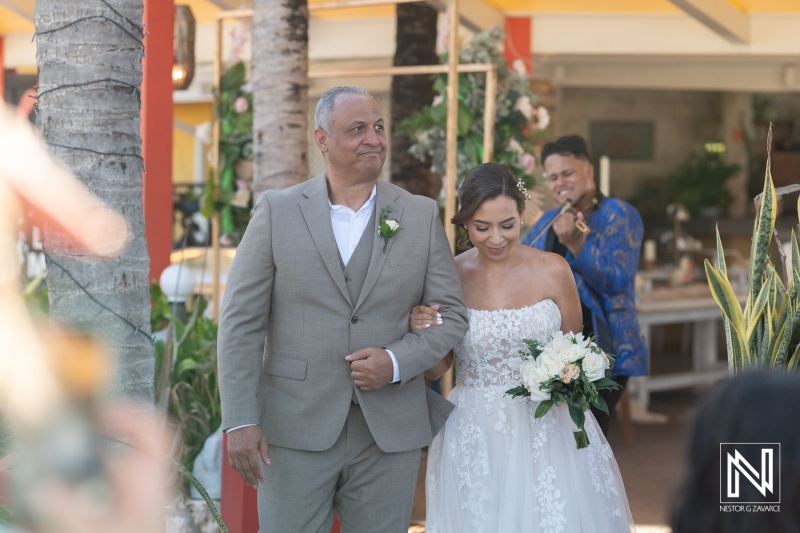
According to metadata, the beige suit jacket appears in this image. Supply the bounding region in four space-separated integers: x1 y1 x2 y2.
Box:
218 174 468 453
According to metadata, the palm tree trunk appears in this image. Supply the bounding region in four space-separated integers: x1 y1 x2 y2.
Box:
391 3 440 199
35 0 153 401
251 0 309 194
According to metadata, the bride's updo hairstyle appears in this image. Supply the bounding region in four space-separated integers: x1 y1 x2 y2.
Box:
451 163 526 249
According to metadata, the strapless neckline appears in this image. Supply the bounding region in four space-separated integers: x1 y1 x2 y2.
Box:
467 298 557 315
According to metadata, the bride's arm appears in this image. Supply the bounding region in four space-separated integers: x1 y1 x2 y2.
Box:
409 303 452 380
549 256 583 334
424 352 454 381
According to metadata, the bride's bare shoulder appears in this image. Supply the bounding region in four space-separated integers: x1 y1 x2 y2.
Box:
454 248 479 275
517 245 570 275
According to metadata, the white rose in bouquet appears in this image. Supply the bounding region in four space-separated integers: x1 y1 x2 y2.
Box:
547 331 572 353
560 344 584 363
520 361 552 401
582 351 607 382
537 350 565 377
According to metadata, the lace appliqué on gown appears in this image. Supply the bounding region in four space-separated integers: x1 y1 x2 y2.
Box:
425 300 636 533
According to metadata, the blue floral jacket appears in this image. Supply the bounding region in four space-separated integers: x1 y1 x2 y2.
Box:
522 198 647 377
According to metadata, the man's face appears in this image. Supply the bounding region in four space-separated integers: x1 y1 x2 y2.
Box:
543 153 595 207
315 94 387 184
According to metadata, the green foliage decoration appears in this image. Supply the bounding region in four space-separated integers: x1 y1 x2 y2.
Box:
396 26 551 193
203 61 254 244
705 126 800 373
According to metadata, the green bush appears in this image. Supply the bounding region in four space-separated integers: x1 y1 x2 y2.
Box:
152 283 220 482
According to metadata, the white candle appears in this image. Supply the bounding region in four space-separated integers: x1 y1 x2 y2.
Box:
599 156 610 197
644 239 657 262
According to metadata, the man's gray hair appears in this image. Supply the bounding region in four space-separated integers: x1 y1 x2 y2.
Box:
314 86 372 133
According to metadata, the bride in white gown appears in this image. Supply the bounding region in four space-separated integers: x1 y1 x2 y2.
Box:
411 163 636 533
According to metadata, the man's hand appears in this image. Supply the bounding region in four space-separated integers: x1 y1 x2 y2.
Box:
345 347 394 391
227 425 270 488
553 210 587 256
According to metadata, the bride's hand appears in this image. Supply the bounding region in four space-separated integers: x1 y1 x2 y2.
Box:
409 303 442 331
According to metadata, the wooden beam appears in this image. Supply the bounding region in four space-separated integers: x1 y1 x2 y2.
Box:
428 0 502 32
204 0 243 9
0 0 33 22
667 0 749 44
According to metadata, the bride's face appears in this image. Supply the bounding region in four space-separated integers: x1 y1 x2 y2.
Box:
465 195 524 262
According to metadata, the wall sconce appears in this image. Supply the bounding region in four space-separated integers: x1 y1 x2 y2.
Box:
173 5 196 90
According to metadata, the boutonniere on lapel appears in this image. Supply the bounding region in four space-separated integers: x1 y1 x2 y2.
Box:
378 205 402 253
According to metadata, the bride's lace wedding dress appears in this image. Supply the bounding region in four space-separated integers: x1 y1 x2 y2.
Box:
425 299 636 533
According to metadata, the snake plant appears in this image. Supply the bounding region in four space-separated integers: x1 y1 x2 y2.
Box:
705 126 800 373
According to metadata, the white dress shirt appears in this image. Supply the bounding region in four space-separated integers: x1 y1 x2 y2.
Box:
329 185 400 383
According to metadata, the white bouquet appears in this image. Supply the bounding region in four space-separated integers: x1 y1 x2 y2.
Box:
506 331 620 449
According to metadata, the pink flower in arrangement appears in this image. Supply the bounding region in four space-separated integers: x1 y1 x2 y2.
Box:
233 97 249 114
436 8 451 54
518 152 536 175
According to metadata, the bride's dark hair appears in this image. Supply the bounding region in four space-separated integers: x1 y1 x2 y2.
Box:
451 163 526 249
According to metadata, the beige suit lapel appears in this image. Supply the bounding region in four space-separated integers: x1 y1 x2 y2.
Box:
355 180 403 311
298 173 352 306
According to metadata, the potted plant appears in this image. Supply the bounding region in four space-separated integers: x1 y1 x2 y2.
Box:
705 126 800 373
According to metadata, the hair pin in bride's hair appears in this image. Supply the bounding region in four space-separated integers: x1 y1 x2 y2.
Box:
516 178 532 201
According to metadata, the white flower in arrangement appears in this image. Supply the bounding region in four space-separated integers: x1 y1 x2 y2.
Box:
513 95 534 121
432 95 444 107
546 331 574 354
507 138 524 155
559 343 586 364
535 106 550 129
536 349 565 376
378 205 402 253
230 189 251 209
195 121 213 145
512 59 527 76
240 82 253 94
560 363 580 384
519 361 552 401
583 351 609 381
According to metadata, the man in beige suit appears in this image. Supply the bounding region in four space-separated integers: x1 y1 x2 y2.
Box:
218 86 468 533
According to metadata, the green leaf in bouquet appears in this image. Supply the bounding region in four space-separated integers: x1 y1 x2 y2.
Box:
534 399 554 419
592 377 620 391
505 385 529 398
593 395 610 416
568 404 586 431
522 338 542 360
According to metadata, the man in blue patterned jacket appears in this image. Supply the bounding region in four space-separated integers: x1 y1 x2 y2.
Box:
522 135 647 435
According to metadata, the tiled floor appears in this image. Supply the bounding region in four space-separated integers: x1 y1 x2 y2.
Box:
408 386 711 532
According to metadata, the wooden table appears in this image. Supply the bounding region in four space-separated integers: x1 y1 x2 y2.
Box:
628 284 742 408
